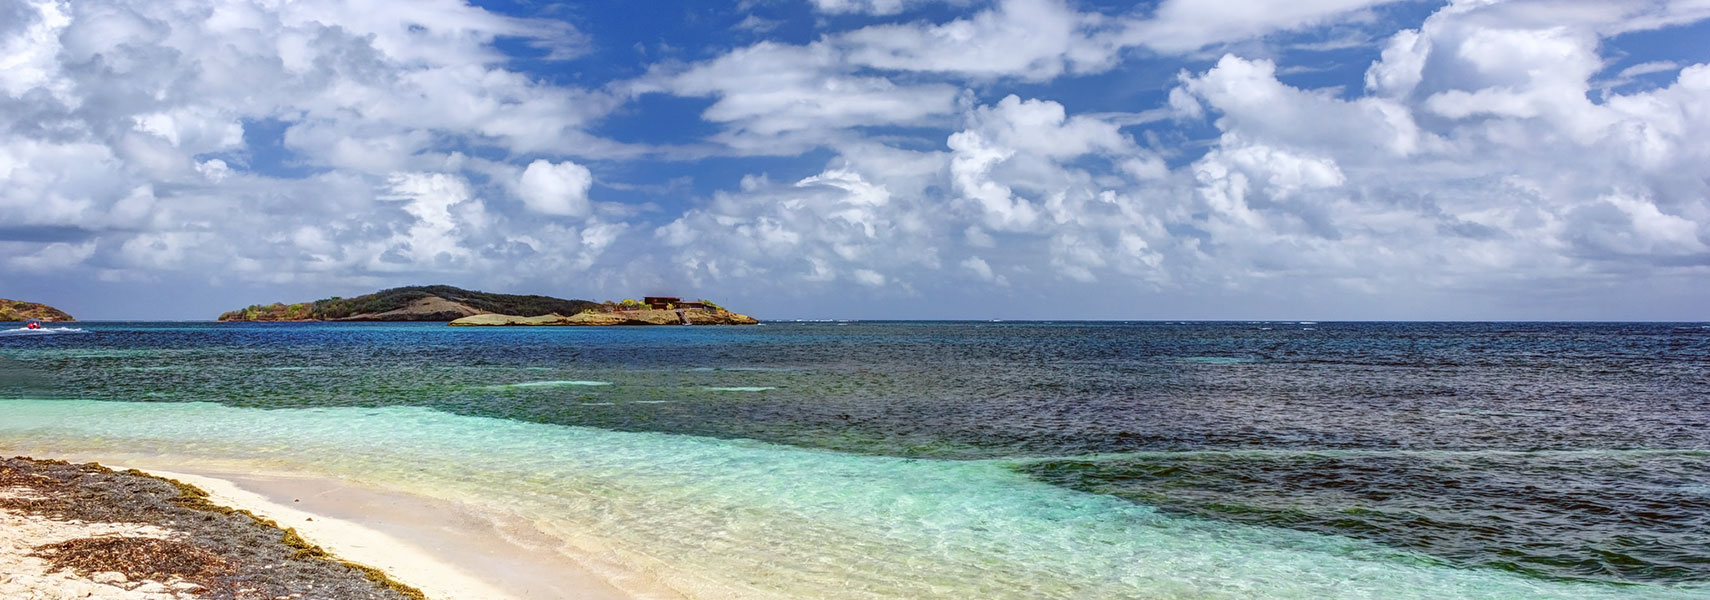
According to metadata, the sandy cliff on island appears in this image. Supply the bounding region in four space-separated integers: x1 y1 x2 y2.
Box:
1 299 74 322
345 297 483 320
449 308 758 326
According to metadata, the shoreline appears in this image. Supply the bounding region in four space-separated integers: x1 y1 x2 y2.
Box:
3 454 642 600
6 394 1709 600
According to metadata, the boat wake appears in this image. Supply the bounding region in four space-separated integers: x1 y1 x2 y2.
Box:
0 327 88 336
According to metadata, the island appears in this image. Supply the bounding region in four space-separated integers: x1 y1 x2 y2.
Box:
0 299 74 322
218 287 757 326
449 296 758 326
217 285 599 322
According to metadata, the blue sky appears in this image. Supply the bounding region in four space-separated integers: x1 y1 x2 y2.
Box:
2 0 1709 320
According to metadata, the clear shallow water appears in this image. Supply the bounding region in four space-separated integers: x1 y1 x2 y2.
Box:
3 321 1709 597
2 399 1702 600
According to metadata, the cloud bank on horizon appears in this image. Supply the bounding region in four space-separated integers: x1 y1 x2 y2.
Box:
1 0 1707 320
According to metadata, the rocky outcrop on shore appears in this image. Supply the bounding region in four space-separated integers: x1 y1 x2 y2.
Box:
1 299 74 322
449 308 758 326
0 457 422 600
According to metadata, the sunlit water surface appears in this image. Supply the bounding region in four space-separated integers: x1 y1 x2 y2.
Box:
2 321 1707 598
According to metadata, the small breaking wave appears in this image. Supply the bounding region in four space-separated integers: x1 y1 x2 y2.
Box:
491 380 613 389
687 366 796 372
1180 356 1255 365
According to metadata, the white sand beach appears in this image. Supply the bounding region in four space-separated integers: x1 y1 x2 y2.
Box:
1 454 654 600
0 506 200 600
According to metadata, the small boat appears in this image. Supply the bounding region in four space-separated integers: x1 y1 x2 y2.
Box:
1 318 84 336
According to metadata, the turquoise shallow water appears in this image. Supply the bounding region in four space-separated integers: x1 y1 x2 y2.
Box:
2 320 1708 596
1 397 1702 599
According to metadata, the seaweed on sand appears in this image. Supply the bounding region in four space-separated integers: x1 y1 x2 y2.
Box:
32 535 232 586
1 457 425 600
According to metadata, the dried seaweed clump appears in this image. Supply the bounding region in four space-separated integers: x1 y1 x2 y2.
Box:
0 457 81 517
33 535 232 587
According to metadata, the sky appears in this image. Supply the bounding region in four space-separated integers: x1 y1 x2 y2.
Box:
2 0 1708 321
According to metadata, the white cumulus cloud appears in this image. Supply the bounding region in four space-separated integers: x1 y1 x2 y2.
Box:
519 159 594 217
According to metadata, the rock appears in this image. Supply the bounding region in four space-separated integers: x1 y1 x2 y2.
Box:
688 310 758 325
446 313 569 326
450 308 758 327
600 310 678 326
90 571 127 585
562 311 630 326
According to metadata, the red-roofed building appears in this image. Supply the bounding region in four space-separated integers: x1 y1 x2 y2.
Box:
644 296 706 310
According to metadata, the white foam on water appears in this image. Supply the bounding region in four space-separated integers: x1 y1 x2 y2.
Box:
1437 408 1558 418
490 380 613 389
1180 357 1254 365
687 367 793 373
0 399 1699 600
0 327 88 336
703 386 777 392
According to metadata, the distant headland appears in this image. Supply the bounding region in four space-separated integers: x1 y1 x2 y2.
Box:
217 285 599 322
218 286 756 325
0 299 74 322
449 296 758 327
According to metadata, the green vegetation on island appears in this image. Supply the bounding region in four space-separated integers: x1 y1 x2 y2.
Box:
217 285 599 322
1 298 74 321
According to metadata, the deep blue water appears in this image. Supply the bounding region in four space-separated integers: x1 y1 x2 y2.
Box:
3 320 1709 587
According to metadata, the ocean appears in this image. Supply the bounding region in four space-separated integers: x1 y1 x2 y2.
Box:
2 321 1707 598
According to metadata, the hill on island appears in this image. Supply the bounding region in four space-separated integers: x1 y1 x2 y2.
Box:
1 299 74 321
217 285 600 322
